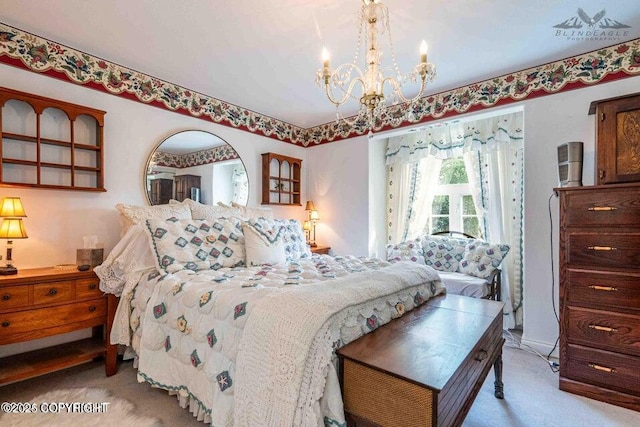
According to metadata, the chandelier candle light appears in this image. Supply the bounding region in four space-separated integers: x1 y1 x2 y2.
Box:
317 0 436 131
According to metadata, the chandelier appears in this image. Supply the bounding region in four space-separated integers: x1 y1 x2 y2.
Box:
316 0 436 131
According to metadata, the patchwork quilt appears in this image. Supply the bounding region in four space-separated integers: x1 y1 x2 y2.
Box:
122 255 443 426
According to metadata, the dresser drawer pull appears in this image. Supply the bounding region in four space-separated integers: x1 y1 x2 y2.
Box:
588 324 617 333
2 294 10 300
89 306 97 312
587 206 617 212
588 363 616 373
1 321 9 327
588 285 618 292
89 283 97 290
47 288 58 296
587 246 617 251
475 349 488 361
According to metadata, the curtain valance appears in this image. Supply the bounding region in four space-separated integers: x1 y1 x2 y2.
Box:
386 111 524 165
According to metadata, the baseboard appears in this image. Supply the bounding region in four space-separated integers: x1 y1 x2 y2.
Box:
519 336 559 359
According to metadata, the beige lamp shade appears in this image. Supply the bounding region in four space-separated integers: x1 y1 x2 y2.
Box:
309 210 320 221
305 201 316 211
0 218 28 239
303 220 312 231
0 197 27 218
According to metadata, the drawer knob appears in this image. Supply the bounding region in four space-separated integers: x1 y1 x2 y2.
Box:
587 246 617 251
1 321 9 327
48 288 58 296
89 306 97 312
588 324 617 333
588 285 617 292
587 206 617 212
475 349 488 361
89 283 97 290
2 294 10 300
588 363 616 373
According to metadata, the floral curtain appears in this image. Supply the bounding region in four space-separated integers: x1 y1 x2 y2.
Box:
385 111 524 328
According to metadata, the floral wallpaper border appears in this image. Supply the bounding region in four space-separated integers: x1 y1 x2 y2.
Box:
152 145 240 169
1 22 638 147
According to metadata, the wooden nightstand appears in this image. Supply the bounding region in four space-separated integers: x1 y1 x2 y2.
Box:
311 245 331 255
0 267 118 385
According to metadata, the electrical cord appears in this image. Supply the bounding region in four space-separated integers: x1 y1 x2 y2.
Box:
503 329 559 373
546 191 560 371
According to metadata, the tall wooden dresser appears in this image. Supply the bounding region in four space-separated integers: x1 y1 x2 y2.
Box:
558 182 640 411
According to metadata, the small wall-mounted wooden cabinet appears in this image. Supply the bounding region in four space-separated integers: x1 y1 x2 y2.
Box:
261 152 301 205
0 86 106 191
589 92 640 185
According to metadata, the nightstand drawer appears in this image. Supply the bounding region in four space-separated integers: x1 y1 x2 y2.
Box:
566 344 640 397
76 278 102 300
0 298 107 344
567 306 640 357
33 281 75 305
0 285 30 311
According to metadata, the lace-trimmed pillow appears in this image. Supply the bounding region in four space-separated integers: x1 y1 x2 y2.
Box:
420 236 468 272
245 218 311 261
385 238 425 264
144 217 245 273
242 223 287 266
171 198 243 220
116 203 192 237
231 202 274 220
459 240 510 279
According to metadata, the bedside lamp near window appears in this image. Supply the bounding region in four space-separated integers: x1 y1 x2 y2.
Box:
0 197 28 275
305 200 320 247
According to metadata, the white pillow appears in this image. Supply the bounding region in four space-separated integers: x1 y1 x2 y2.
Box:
242 223 286 266
170 199 243 220
116 203 192 237
231 202 274 220
244 218 311 261
144 217 246 273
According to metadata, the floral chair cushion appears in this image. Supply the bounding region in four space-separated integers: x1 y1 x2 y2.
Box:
459 240 510 279
420 236 468 272
386 238 425 264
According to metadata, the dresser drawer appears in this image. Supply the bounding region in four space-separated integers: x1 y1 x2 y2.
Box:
0 285 30 311
563 189 640 227
0 298 106 344
566 270 640 311
565 344 640 397
76 278 102 300
33 281 74 305
567 306 640 357
567 233 640 268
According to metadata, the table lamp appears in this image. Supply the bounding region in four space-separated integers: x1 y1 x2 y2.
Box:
0 197 28 275
305 200 320 247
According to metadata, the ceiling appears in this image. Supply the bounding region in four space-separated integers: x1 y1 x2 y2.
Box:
1 1 639 128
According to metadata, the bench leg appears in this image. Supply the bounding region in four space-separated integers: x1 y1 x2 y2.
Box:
493 353 504 399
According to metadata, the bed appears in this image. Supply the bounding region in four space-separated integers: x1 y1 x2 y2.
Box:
96 202 445 426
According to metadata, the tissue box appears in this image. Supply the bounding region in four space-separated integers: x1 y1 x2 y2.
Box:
76 248 104 268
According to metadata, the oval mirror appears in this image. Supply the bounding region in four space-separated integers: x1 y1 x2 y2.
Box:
145 130 248 206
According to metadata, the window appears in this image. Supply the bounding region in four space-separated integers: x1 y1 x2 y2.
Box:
427 158 482 238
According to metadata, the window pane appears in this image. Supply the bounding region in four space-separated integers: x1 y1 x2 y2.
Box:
463 217 481 238
432 195 449 215
432 216 449 233
462 195 476 215
438 158 468 185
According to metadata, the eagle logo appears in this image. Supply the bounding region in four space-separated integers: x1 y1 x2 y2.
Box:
553 8 630 30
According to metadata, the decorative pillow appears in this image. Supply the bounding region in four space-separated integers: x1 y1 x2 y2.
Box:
116 203 192 237
144 217 245 273
420 236 468 272
231 202 274 220
245 218 311 261
171 199 243 221
385 238 425 264
459 240 510 279
242 223 287 266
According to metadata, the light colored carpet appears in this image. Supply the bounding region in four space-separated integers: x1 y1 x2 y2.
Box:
0 345 639 426
0 387 160 427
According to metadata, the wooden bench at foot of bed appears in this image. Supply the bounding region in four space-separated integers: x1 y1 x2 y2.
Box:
337 294 504 427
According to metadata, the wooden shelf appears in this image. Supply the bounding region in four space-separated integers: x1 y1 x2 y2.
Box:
261 152 302 205
0 86 106 192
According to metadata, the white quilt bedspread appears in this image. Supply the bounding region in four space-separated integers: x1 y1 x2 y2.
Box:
132 256 443 426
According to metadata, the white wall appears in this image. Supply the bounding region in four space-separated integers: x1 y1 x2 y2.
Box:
306 75 640 356
0 64 308 269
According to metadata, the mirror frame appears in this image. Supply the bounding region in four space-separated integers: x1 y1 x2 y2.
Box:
144 130 249 206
